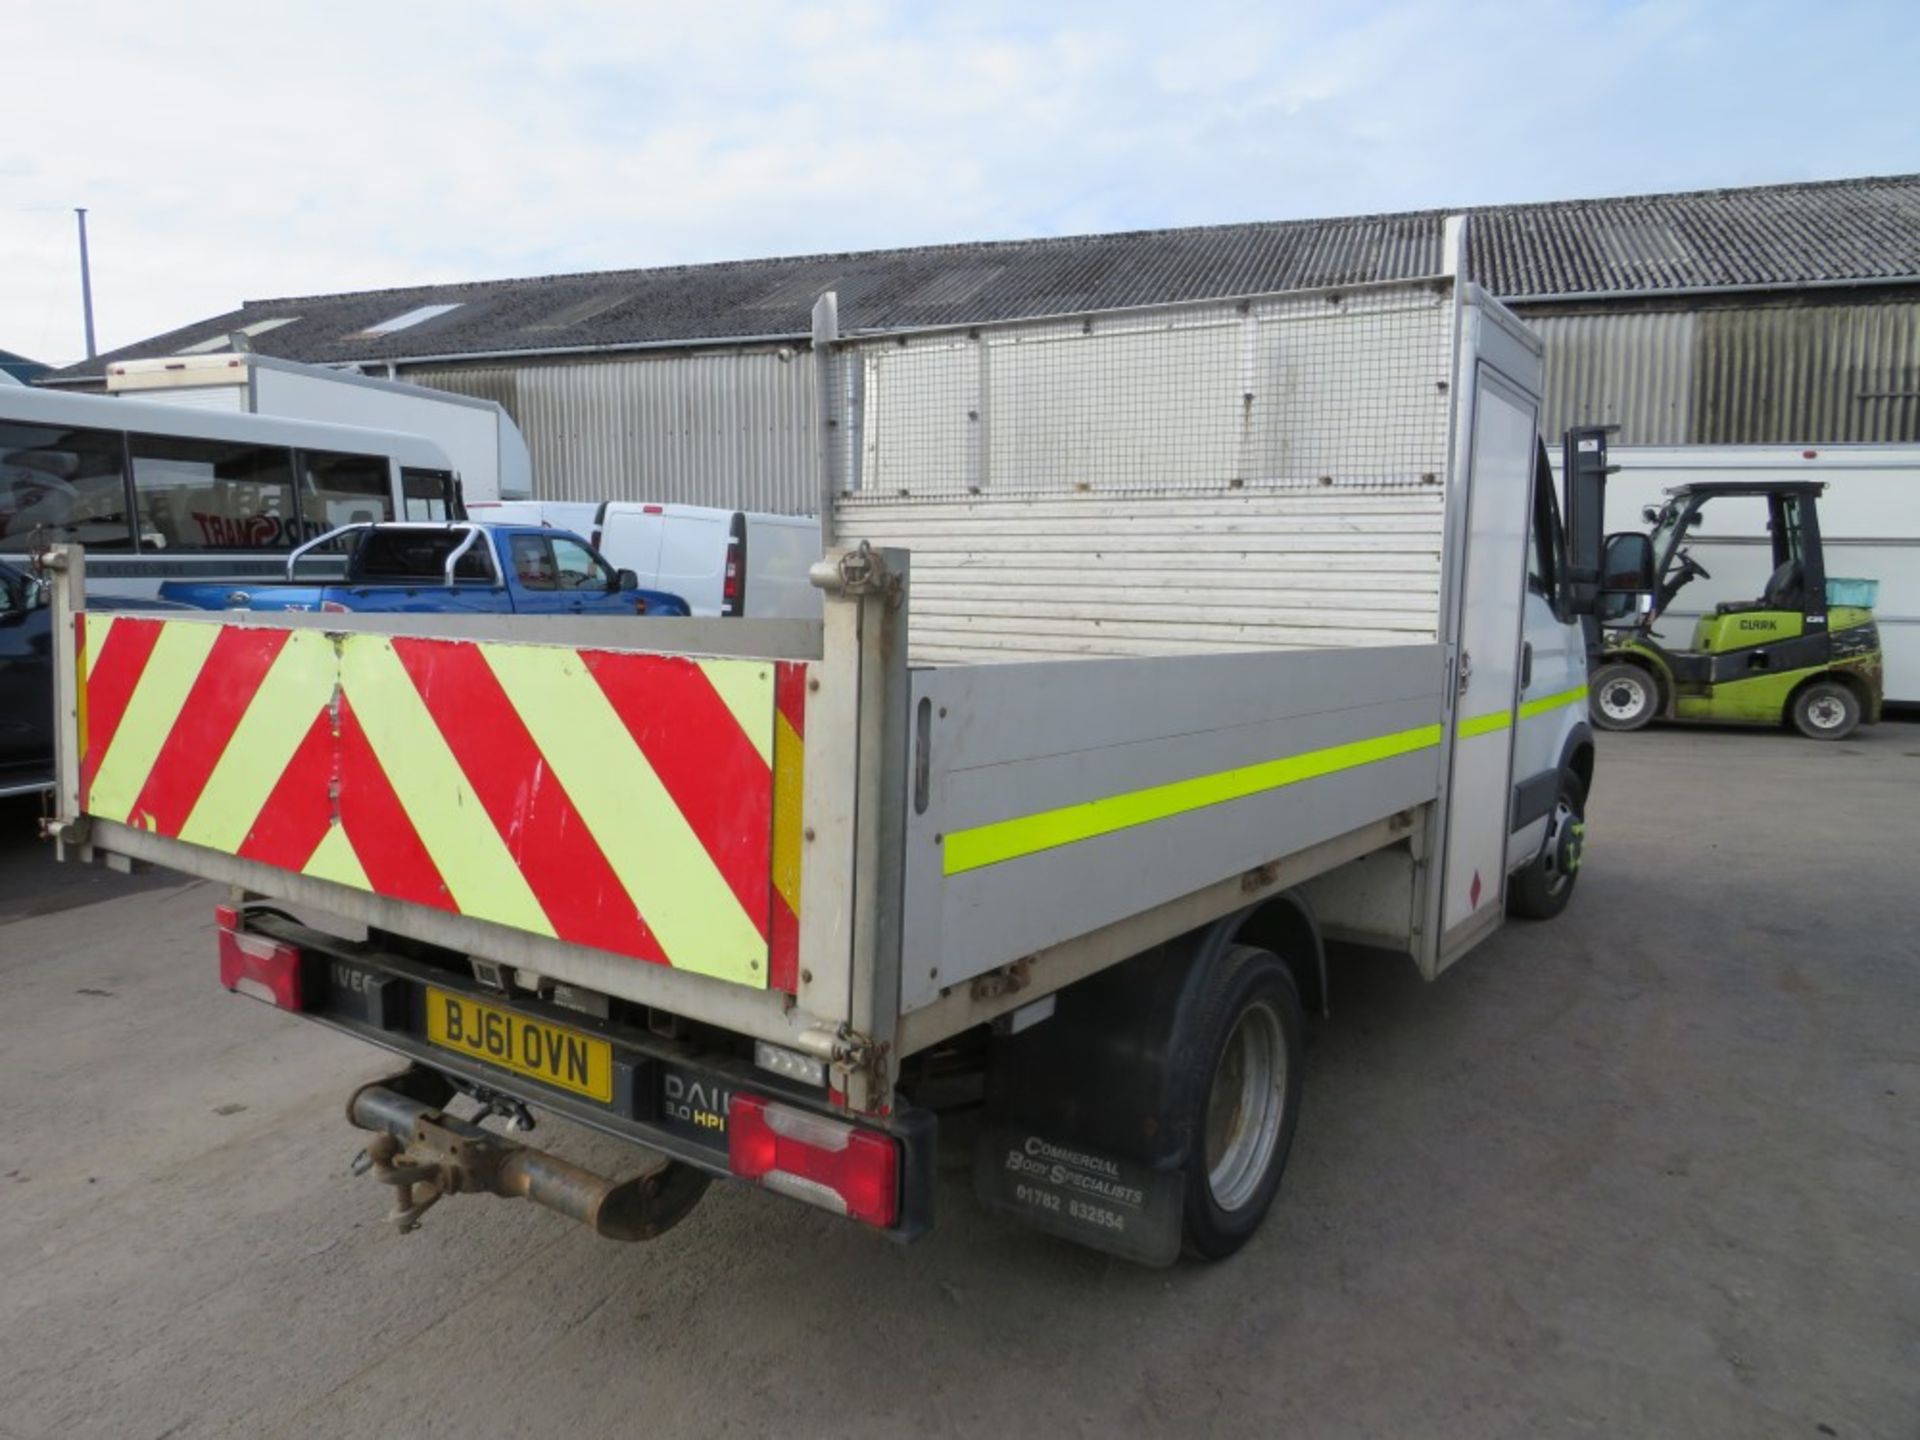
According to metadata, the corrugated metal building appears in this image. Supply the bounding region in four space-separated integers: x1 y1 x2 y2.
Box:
46 174 1920 512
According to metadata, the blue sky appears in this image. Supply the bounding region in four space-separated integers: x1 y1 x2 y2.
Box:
3 0 1915 365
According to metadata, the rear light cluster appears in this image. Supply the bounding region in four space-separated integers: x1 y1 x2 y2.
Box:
728 1094 899 1228
214 905 306 1011
720 512 746 617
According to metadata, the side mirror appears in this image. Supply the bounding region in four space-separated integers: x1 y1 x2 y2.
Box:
1601 531 1656 593
0 576 20 615
613 568 639 592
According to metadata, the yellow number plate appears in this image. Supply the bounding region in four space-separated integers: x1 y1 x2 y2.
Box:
424 988 613 1103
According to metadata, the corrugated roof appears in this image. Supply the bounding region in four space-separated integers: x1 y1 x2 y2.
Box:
50 174 1920 382
1473 174 1920 297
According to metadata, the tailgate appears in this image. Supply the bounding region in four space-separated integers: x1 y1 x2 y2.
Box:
75 611 799 990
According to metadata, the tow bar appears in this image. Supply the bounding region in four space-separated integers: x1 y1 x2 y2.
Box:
347 1080 709 1242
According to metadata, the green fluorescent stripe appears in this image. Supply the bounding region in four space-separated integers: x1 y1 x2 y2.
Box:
1520 683 1588 720
942 723 1443 876
1457 709 1511 738
1461 681 1590 741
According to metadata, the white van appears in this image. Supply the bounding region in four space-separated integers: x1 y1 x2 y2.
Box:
470 501 822 619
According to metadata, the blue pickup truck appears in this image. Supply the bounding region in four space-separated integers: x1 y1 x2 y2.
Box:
158 522 691 617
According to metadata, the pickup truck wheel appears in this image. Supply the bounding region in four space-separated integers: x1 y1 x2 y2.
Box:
1181 945 1303 1260
1507 770 1586 920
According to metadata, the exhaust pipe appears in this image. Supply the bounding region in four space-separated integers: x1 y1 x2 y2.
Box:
348 1082 709 1242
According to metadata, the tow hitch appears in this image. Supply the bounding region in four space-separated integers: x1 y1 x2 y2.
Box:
347 1079 709 1242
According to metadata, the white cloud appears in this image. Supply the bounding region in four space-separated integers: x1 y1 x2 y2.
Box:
1 0 1914 366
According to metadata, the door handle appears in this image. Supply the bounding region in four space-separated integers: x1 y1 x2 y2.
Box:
1520 641 1533 688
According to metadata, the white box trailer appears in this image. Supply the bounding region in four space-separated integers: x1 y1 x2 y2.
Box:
105 353 532 505
1590 444 1920 706
43 263 1633 1264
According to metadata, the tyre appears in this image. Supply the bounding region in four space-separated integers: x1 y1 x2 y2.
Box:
1590 662 1658 732
1180 945 1305 1260
1790 679 1860 741
1507 770 1586 920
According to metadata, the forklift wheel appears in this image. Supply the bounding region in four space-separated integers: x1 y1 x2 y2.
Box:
1790 680 1860 741
1590 663 1658 732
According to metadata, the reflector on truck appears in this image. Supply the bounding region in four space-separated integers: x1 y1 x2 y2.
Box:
79 614 797 988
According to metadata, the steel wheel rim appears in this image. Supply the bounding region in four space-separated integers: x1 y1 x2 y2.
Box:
1542 799 1582 895
1204 999 1287 1212
1806 695 1847 730
1598 676 1648 723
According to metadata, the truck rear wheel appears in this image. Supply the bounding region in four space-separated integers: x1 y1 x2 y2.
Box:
1590 662 1658 732
1181 945 1304 1260
1790 680 1860 741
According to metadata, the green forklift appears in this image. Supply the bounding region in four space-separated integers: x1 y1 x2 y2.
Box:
1589 480 1884 740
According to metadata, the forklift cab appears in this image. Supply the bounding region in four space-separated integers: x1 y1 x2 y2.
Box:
1639 482 1827 644
1592 480 1883 739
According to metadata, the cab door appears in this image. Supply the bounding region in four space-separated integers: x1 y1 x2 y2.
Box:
1433 364 1537 970
549 535 633 616
503 533 568 615
1507 446 1587 871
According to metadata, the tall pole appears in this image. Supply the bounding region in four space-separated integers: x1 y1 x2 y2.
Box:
75 208 97 360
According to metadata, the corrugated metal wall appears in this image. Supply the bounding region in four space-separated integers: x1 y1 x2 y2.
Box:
1529 298 1920 446
403 350 819 513
1690 301 1920 443
1532 310 1698 444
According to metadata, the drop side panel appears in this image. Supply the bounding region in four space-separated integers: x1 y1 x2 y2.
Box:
899 643 1446 1011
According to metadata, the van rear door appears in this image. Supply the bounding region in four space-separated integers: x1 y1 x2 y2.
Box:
656 508 730 616
597 505 667 591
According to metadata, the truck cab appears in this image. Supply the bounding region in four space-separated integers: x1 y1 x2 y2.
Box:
1500 436 1604 919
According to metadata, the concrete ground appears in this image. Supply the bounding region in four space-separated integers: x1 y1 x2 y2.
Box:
0 724 1915 1440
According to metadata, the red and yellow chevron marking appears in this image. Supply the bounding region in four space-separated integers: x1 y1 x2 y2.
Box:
768 662 807 993
79 614 809 990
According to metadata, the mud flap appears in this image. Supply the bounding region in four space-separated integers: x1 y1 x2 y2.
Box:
973 1123 1184 1266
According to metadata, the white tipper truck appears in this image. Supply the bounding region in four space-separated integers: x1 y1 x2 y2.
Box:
105 353 533 507
42 252 1650 1264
